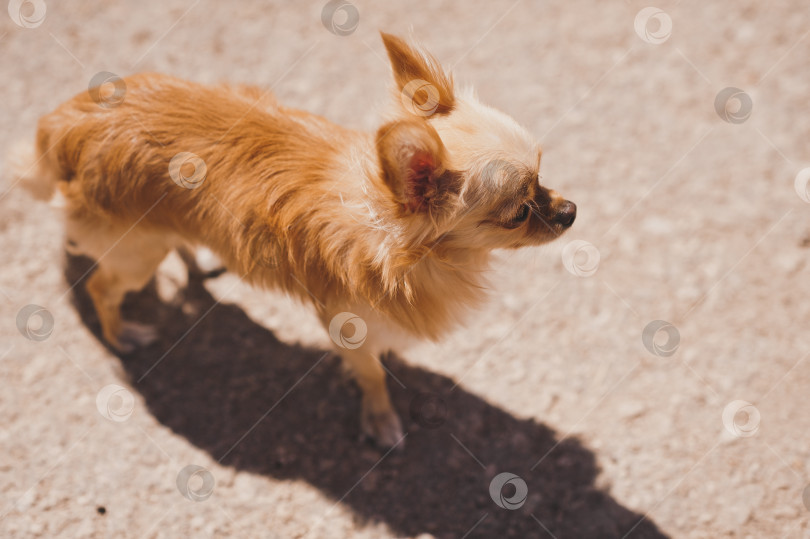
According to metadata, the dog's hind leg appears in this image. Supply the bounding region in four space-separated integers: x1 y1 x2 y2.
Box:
69 215 173 352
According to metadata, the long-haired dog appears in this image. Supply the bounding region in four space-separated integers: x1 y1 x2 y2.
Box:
14 33 576 447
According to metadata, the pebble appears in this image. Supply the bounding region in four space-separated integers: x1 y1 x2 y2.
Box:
616 400 647 420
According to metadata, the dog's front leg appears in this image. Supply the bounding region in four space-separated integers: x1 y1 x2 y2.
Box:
337 345 404 449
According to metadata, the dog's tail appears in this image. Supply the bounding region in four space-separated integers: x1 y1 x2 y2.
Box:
6 138 61 202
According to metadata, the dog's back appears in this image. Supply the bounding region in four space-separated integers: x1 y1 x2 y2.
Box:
19 73 367 280
30 74 334 224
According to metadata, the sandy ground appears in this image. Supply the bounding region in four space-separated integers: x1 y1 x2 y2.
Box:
1 0 809 537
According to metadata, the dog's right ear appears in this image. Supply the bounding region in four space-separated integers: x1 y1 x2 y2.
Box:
380 32 455 116
376 119 457 214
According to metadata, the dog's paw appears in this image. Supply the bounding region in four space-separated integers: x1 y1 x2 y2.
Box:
115 321 159 353
361 402 405 450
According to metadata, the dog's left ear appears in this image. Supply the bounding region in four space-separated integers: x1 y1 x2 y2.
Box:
376 119 457 214
381 32 455 116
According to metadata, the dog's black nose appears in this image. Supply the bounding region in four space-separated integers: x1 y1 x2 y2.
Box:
555 201 577 228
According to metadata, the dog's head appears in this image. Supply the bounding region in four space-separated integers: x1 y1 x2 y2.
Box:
376 32 575 250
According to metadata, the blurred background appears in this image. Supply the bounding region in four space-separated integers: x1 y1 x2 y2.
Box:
1 1 809 537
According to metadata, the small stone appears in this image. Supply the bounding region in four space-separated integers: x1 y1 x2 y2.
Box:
617 400 647 420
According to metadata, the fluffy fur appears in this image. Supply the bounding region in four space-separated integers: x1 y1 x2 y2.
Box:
14 32 576 447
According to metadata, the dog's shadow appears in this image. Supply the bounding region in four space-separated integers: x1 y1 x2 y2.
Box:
66 254 666 538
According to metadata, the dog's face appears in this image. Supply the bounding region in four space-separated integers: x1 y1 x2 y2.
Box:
376 33 575 250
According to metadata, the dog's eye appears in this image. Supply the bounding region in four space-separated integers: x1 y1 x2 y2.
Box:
512 204 530 223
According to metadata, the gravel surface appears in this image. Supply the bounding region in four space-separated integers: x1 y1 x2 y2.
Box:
1 1 809 537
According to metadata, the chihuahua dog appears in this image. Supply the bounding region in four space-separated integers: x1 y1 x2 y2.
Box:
15 33 575 447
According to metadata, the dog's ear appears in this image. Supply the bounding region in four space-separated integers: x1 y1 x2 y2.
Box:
376 119 457 214
380 32 455 116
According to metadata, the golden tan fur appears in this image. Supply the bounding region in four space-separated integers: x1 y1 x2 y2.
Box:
16 32 576 447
